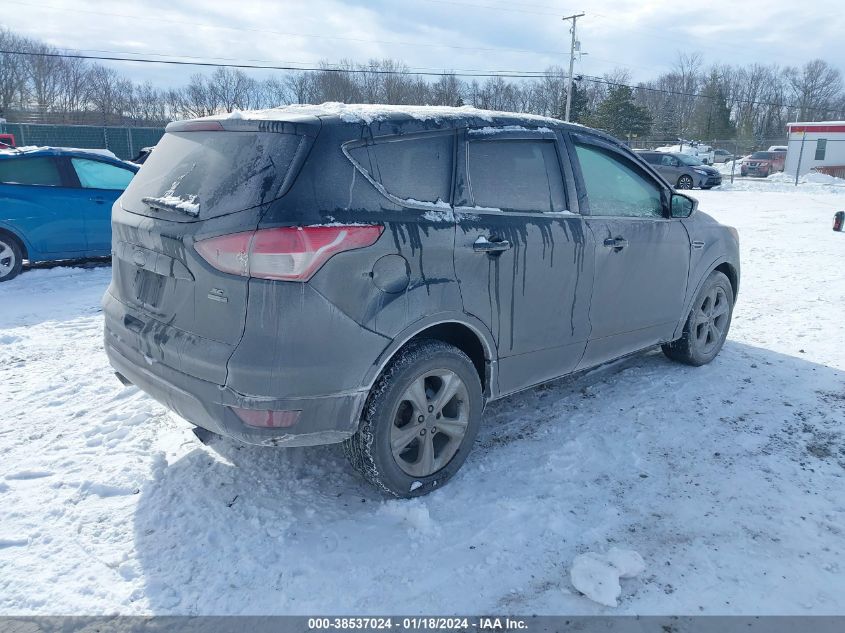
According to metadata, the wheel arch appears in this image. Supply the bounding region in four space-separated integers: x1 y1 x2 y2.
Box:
362 314 498 401
672 258 739 340
0 225 29 260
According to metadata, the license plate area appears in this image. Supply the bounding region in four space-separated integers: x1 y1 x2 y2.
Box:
134 268 166 308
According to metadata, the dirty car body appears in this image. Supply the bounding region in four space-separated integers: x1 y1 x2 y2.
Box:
104 105 740 495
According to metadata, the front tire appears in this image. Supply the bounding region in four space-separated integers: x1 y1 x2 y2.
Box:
677 175 694 190
343 339 483 497
0 234 23 282
663 271 734 366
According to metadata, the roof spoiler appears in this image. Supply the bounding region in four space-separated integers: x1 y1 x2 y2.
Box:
166 115 321 137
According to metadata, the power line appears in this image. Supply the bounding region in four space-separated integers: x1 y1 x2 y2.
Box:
0 48 557 79
3 47 843 118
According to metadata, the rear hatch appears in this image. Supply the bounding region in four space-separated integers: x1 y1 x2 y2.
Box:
108 117 318 382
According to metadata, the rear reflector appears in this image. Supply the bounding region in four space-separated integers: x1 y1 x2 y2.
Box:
195 225 383 281
231 407 301 428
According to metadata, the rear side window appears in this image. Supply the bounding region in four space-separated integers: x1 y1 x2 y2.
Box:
351 134 453 204
575 143 663 218
468 139 566 212
71 158 135 190
0 157 63 186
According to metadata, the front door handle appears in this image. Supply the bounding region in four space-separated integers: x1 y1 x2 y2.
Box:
603 237 628 250
473 237 511 254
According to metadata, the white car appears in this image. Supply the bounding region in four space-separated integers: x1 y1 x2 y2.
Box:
655 142 714 165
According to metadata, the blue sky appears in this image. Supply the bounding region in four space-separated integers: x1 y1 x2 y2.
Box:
3 0 844 88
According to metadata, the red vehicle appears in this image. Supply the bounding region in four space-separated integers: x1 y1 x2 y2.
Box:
0 134 16 149
740 151 785 177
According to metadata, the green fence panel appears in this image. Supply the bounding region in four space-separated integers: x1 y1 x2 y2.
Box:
4 123 165 160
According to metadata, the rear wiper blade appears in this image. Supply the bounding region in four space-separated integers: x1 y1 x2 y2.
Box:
142 195 200 218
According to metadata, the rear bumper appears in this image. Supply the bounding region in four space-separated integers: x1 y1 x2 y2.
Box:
104 296 368 447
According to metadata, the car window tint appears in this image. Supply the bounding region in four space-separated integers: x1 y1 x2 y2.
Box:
575 143 663 218
355 134 453 204
0 157 63 186
71 158 134 190
468 139 565 212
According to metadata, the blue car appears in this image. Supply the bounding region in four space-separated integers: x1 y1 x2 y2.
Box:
0 147 139 281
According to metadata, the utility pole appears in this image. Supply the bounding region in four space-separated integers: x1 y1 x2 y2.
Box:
563 12 585 122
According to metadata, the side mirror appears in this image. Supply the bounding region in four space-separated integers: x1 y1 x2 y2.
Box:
671 193 697 218
834 211 844 232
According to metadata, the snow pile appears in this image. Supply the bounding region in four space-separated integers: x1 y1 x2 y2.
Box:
203 102 563 126
718 171 845 193
570 548 646 608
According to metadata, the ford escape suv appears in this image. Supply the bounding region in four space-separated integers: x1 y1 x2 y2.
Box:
104 103 740 497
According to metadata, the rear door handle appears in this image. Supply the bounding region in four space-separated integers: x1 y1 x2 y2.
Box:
603 237 628 250
473 237 511 254
89 196 106 204
692 240 705 249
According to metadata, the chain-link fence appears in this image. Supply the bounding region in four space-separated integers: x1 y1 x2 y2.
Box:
0 122 165 160
629 137 845 185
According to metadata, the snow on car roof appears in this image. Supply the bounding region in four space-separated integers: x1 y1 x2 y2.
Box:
0 146 137 168
200 101 567 126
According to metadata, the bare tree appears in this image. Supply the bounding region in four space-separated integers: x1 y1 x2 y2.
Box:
785 59 844 121
0 29 29 114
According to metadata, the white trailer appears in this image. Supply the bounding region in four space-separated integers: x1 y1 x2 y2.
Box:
785 121 845 178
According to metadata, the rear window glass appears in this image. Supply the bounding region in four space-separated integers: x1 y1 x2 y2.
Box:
0 157 63 186
468 139 566 212
71 158 135 190
120 131 304 219
351 134 453 204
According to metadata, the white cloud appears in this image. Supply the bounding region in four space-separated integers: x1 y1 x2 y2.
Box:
2 0 843 89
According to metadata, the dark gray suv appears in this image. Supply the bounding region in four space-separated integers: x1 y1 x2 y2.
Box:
104 104 740 497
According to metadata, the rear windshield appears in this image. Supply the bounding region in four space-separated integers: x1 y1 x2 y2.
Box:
121 131 304 220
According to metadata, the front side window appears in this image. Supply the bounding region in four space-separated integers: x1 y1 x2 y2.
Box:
815 139 827 161
71 158 135 190
574 143 664 218
467 139 566 212
351 134 453 204
0 157 63 186
660 155 678 167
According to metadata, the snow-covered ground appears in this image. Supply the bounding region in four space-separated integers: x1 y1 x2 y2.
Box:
1 184 844 615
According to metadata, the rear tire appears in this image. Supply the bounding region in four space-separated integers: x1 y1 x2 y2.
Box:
343 339 483 497
663 271 734 366
0 234 23 282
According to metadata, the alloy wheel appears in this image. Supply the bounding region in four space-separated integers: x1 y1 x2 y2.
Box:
692 286 729 355
389 369 470 478
677 175 694 190
0 240 16 279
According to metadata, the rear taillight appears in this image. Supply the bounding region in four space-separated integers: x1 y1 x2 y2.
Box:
195 225 383 281
834 211 844 232
231 407 301 428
